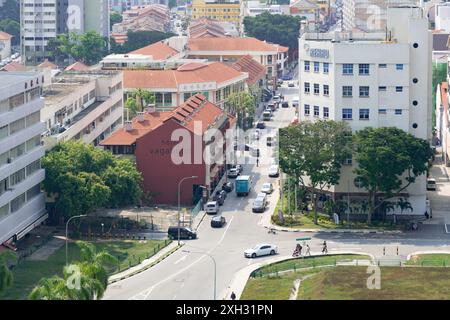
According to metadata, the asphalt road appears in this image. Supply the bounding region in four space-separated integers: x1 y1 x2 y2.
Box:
103 82 450 301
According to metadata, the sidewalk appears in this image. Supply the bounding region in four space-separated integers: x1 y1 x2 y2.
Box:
108 241 181 284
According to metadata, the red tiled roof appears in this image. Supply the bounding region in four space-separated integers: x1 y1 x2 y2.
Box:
187 37 281 52
232 55 266 85
65 61 89 71
0 31 12 40
1 62 26 72
123 61 246 89
38 59 58 69
189 18 227 38
100 94 233 146
130 41 178 60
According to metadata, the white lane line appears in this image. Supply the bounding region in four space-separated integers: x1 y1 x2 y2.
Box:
217 215 234 246
174 255 187 265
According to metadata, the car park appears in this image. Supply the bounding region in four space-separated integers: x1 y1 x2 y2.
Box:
168 226 197 240
228 168 240 178
205 201 219 214
261 183 274 194
211 215 226 228
244 243 278 258
268 165 279 177
252 193 267 213
256 121 266 129
222 182 234 193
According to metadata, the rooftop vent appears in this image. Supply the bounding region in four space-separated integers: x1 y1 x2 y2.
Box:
125 120 133 132
137 111 145 122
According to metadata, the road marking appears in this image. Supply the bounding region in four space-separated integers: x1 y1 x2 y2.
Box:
217 215 234 245
174 255 187 265
247 258 253 266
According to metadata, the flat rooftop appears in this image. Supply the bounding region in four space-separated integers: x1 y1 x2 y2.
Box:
0 71 41 90
303 31 389 43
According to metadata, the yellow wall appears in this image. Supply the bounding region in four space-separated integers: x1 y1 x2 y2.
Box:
191 0 241 23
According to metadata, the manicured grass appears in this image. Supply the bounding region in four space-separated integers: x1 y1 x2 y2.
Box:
244 266 450 300
406 253 450 267
255 254 371 276
1 240 168 300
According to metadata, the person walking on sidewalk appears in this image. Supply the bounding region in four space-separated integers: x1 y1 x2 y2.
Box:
322 241 328 254
231 292 236 300
305 244 311 256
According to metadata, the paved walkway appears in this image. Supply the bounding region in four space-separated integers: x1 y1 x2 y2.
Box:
26 237 64 261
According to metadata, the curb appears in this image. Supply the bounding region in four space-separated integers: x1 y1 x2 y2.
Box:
263 224 402 235
406 250 450 262
221 251 375 300
108 242 183 284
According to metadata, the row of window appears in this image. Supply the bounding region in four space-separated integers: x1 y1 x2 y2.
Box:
0 111 41 141
0 184 42 222
0 135 41 168
303 106 404 119
304 84 405 97
304 83 329 95
304 62 405 75
0 87 41 115
304 105 329 118
304 61 329 74
0 160 41 198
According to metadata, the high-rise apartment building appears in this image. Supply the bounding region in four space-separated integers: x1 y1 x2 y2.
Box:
0 72 47 245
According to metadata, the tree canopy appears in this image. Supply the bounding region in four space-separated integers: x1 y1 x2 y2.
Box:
243 12 303 52
110 12 123 31
0 19 19 46
353 127 432 224
42 141 143 218
110 30 176 54
0 0 19 22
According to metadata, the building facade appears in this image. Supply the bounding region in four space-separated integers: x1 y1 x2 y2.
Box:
298 6 432 215
41 70 124 148
0 31 12 60
0 72 47 245
191 0 242 26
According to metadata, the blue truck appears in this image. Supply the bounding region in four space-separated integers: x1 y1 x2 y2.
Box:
235 175 252 197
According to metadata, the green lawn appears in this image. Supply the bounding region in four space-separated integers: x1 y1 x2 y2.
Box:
406 253 450 267
1 239 169 300
243 266 450 300
255 254 371 276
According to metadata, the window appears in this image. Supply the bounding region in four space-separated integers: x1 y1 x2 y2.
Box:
342 86 352 97
379 64 387 68
314 83 320 95
0 125 7 140
343 156 353 165
342 64 353 75
323 85 329 96
10 192 26 213
26 184 41 201
323 63 329 74
304 82 310 94
359 86 369 97
0 151 7 167
26 135 41 152
9 143 26 159
304 61 310 72
10 168 26 186
359 108 370 120
395 109 402 115
0 178 8 197
164 93 172 106
396 86 403 92
323 107 329 118
10 118 26 135
26 160 41 176
379 109 387 114
304 104 310 116
0 204 8 220
155 93 163 104
314 62 320 73
314 106 319 116
379 86 387 91
342 108 352 120
396 64 403 70
359 64 370 75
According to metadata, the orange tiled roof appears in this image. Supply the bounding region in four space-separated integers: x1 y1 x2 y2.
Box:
100 94 232 146
123 61 246 89
38 59 58 69
65 61 89 71
130 41 178 60
187 37 281 52
189 18 227 38
1 62 26 72
0 31 12 40
232 55 266 85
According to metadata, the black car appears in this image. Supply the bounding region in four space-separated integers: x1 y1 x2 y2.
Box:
168 226 197 240
222 182 234 193
282 101 289 108
211 216 226 228
256 121 266 129
213 190 226 205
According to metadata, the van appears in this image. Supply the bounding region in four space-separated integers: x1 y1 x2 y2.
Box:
168 226 197 240
427 178 437 191
263 111 271 121
205 201 219 214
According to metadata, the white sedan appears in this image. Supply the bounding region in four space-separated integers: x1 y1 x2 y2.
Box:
261 183 274 194
244 243 278 258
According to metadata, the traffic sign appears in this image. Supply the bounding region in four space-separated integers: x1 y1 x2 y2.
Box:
296 237 311 241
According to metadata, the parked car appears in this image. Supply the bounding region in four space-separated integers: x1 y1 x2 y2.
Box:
235 164 243 173
228 168 240 178
282 101 289 108
427 178 437 191
256 121 266 129
263 111 272 121
292 99 299 108
268 165 279 177
211 215 226 228
261 182 274 194
273 95 281 102
252 130 260 141
205 201 219 214
288 82 295 87
222 182 234 193
168 226 197 240
267 103 276 112
252 193 267 213
244 243 278 258
213 191 226 205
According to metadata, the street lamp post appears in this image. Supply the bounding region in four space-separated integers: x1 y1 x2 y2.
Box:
183 250 216 300
178 176 198 245
65 214 87 265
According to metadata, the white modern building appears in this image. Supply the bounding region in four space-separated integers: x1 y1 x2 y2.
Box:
298 6 432 215
0 72 47 245
243 1 289 17
435 1 450 31
41 70 124 148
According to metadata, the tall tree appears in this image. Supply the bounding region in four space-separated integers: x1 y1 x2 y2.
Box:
0 19 19 46
279 120 352 224
353 127 432 224
110 12 123 31
0 251 16 296
226 92 256 128
110 30 176 54
0 0 19 22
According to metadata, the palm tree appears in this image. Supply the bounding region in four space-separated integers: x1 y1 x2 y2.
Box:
29 276 70 300
396 197 413 225
0 251 16 296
